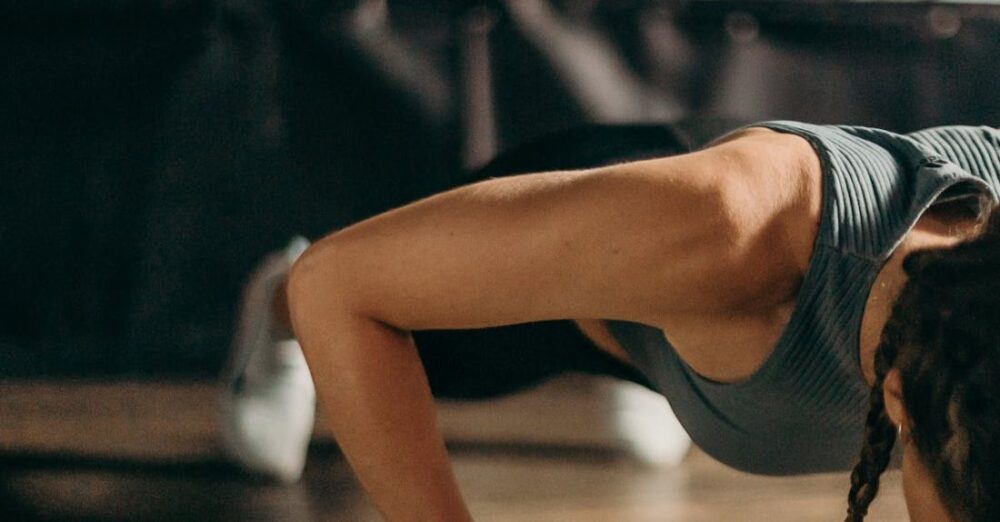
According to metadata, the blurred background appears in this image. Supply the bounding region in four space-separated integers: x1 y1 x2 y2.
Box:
1 0 998 378
0 1 998 520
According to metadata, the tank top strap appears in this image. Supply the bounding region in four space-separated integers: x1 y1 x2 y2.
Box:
749 121 995 262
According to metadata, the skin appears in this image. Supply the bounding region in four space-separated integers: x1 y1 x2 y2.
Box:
284 127 961 521
884 370 956 522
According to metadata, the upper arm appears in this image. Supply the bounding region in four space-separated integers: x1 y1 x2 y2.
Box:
287 130 818 331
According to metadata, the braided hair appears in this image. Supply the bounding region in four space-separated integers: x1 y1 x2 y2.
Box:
846 205 1000 521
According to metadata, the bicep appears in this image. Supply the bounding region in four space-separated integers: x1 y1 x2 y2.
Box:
288 144 797 331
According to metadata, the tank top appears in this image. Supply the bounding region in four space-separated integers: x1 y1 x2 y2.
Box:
607 121 1000 474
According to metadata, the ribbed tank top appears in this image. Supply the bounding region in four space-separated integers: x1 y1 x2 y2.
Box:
607 121 1000 475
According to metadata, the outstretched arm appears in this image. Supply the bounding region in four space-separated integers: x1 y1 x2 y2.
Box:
286 128 815 521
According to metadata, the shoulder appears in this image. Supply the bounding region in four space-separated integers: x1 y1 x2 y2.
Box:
704 126 824 278
743 122 994 259
602 126 823 315
616 127 825 381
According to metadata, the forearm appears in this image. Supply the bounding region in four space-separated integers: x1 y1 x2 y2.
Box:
288 271 471 522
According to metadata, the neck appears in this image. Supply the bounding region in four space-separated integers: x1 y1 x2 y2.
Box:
858 214 976 385
903 447 956 522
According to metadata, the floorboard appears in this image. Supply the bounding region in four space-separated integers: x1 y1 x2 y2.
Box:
0 379 908 521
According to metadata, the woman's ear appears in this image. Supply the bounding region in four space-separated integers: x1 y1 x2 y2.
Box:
883 368 909 435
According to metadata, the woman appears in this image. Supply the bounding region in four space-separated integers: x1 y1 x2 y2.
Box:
286 121 1000 521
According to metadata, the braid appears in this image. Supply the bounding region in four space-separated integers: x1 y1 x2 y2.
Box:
849 207 1000 522
841 209 996 520
900 239 1000 522
844 314 903 522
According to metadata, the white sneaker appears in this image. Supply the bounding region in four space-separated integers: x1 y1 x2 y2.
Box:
611 381 691 467
220 237 315 483
436 375 691 467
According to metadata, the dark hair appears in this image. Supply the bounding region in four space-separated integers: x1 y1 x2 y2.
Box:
846 204 1000 521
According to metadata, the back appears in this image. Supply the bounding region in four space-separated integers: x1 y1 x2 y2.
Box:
607 121 1000 475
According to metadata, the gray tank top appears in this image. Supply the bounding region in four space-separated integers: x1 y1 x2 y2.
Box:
607 121 1000 475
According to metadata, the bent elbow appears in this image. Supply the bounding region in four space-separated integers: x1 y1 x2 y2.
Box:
285 241 356 337
286 242 324 301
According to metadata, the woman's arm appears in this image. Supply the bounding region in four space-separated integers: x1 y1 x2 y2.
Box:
286 129 818 521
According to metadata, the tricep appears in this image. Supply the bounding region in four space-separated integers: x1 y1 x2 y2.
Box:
287 129 819 333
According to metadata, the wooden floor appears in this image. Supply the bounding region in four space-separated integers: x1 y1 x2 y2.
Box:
0 379 909 521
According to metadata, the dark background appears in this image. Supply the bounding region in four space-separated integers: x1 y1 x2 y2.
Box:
1 0 998 378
